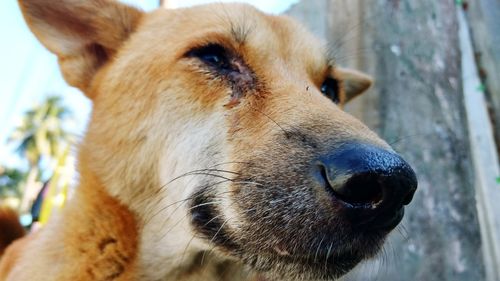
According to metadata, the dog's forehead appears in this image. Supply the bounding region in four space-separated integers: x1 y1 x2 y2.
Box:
144 3 328 71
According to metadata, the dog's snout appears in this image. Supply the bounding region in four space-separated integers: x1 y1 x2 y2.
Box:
316 142 417 230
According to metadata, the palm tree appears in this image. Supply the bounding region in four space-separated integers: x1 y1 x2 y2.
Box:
8 96 72 213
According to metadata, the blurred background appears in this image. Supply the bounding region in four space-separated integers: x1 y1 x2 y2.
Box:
1 0 499 280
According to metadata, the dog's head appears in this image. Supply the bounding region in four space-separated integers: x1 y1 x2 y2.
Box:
19 1 417 280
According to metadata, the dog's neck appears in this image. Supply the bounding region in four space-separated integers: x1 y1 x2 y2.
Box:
71 167 260 281
50 171 139 280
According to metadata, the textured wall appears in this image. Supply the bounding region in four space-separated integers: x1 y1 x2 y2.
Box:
286 1 486 280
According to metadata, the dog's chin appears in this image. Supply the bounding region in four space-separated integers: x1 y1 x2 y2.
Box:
246 252 364 281
231 231 387 281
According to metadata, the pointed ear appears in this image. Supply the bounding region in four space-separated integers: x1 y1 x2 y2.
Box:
336 68 373 102
18 0 144 98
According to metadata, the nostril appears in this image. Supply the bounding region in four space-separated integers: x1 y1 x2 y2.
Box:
318 164 383 208
342 173 384 207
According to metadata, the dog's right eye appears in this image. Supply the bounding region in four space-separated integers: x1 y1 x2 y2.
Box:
321 77 340 104
188 44 231 70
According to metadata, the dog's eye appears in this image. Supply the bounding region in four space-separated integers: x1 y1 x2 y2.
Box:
321 78 340 103
188 44 231 70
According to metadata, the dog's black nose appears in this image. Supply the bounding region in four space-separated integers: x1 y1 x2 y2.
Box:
316 142 417 230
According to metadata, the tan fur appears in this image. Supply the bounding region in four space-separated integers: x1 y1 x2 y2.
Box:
2 1 389 280
1 169 138 280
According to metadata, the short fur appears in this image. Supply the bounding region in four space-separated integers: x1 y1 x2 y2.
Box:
2 1 403 280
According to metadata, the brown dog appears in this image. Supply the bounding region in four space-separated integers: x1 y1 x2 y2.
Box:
0 1 417 280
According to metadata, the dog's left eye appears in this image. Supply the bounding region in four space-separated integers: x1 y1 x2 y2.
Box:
321 78 340 103
188 44 231 70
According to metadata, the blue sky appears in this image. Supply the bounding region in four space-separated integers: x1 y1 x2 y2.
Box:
0 0 296 168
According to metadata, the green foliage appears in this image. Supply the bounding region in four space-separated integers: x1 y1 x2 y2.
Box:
9 96 72 168
0 166 27 198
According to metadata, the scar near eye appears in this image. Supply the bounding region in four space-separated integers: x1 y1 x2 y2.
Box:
187 43 256 107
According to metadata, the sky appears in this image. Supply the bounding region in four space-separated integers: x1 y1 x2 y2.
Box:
0 0 297 168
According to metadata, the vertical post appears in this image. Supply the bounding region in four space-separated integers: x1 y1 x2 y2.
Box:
466 0 500 153
457 7 500 281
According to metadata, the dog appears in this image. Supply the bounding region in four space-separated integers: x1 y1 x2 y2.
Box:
0 1 417 280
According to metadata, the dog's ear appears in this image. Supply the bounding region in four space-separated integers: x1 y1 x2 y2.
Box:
18 0 144 98
336 68 373 103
